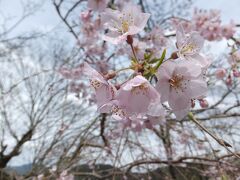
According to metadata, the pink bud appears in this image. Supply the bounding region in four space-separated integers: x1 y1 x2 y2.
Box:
144 120 153 129
226 76 232 86
69 82 84 93
199 99 209 108
58 67 72 79
233 69 240 77
215 68 226 79
126 35 133 44
80 10 91 22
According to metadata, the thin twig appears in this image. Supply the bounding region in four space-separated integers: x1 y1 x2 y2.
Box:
188 112 240 159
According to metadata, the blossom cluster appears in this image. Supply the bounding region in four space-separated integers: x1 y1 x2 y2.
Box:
172 8 236 41
215 49 240 86
59 2 230 132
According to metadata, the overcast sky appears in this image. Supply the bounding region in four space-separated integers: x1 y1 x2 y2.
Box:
0 0 240 38
196 0 240 23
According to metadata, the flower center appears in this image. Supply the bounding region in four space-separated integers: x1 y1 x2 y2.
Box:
117 13 134 33
169 74 188 93
122 21 129 32
90 79 102 89
111 105 125 117
180 43 196 54
131 83 149 95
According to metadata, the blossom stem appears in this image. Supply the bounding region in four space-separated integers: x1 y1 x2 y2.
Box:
126 35 139 62
115 67 132 74
154 49 166 70
188 112 230 146
188 112 240 159
130 43 139 62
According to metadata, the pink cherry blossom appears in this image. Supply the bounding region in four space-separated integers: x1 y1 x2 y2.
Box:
99 100 127 120
221 21 235 39
173 105 192 120
202 22 222 41
116 75 160 116
88 0 109 12
82 63 116 108
116 114 164 132
80 10 92 23
98 75 165 130
79 24 99 46
174 8 235 41
101 3 150 44
233 69 240 77
172 19 193 34
215 68 226 79
176 25 210 69
123 116 145 132
192 9 223 41
193 9 236 40
124 38 146 59
156 60 207 119
229 49 240 66
69 82 85 93
94 60 110 74
99 101 144 131
84 44 106 57
148 26 167 48
58 66 83 80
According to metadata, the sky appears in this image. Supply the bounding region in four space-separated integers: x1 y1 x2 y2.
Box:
195 0 240 23
0 0 240 39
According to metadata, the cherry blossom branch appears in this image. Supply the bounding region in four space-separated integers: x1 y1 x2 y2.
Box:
188 112 240 159
127 35 139 62
130 43 139 62
100 114 108 147
188 112 232 147
2 69 52 95
0 127 34 168
115 67 132 74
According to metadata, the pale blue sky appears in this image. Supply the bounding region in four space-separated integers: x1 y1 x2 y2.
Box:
0 0 240 38
195 0 240 23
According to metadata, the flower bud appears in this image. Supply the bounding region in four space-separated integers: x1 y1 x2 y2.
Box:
126 35 133 44
115 84 121 90
199 99 209 108
80 10 91 22
233 69 240 77
226 75 232 86
215 68 226 79
171 52 178 59
104 71 116 80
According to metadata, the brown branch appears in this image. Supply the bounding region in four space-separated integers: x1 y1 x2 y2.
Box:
0 128 34 168
53 0 79 39
188 112 232 147
188 112 240 160
100 113 108 147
